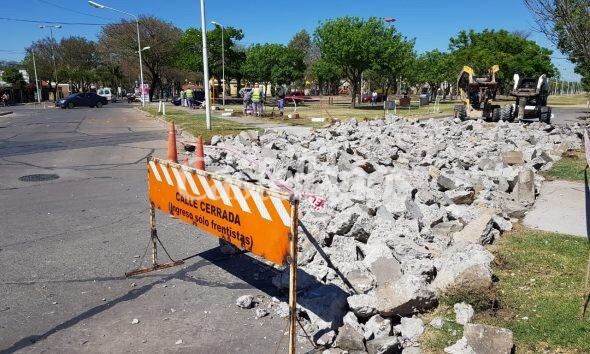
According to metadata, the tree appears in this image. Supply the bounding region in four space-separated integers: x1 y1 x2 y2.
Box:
315 17 391 107
525 0 590 90
415 50 456 98
365 27 416 97
98 16 182 101
1 67 26 102
58 37 98 92
288 30 319 86
311 59 341 95
175 26 245 96
448 29 556 92
241 44 305 87
23 38 59 98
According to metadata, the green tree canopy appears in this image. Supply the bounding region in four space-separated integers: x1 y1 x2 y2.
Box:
241 43 305 86
314 17 392 107
311 59 341 95
414 50 456 97
1 67 25 87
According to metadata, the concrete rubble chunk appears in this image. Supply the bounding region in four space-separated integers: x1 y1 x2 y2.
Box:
502 151 524 166
376 275 437 316
347 294 378 318
453 302 474 325
432 244 494 293
333 324 366 352
236 295 254 309
463 323 514 354
366 336 402 354
364 314 392 340
371 257 403 288
513 169 536 205
400 317 425 342
444 337 476 354
429 317 445 329
452 207 496 245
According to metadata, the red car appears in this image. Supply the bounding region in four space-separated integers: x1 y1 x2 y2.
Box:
285 91 309 104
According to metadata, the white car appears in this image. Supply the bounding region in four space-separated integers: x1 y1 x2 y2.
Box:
97 88 113 102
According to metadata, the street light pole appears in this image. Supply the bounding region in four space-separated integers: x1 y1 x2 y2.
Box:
39 24 61 101
200 0 212 129
88 1 146 107
211 21 225 107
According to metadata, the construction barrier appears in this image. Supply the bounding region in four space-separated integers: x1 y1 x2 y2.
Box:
147 157 296 265
128 144 300 352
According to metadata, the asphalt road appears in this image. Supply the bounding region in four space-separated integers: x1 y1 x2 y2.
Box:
0 104 308 353
552 106 589 126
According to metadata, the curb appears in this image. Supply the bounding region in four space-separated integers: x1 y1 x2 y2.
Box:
0 111 13 116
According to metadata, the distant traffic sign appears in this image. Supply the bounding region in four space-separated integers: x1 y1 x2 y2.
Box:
147 157 295 266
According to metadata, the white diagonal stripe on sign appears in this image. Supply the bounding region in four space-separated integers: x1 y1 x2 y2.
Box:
250 191 272 221
171 167 186 191
214 180 232 207
271 196 291 227
149 161 162 182
183 170 200 195
159 163 174 186
230 185 251 213
197 175 217 199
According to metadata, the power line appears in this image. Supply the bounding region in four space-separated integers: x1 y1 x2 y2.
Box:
0 17 106 26
36 0 117 22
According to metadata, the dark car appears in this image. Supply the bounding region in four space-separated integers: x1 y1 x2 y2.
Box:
56 93 108 109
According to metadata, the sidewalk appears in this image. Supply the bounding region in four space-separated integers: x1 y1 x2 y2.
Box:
172 104 315 136
524 180 588 238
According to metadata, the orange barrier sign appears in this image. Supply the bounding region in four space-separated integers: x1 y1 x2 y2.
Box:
147 157 294 266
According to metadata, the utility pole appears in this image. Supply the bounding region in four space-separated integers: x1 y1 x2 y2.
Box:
31 50 41 104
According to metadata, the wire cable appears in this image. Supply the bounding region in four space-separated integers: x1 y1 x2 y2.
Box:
0 16 107 26
36 0 117 22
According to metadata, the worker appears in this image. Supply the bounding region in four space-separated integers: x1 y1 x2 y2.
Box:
186 88 194 109
251 83 263 117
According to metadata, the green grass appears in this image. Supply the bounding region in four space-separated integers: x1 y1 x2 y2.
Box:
544 150 587 182
140 106 252 143
548 94 590 107
422 227 590 354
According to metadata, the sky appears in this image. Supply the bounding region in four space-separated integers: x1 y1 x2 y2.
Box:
0 0 581 81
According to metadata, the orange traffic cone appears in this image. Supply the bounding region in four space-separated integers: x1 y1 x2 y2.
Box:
194 136 205 170
167 122 178 163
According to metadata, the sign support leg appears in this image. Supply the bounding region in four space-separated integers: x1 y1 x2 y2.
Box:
150 204 158 266
125 202 184 277
288 201 299 354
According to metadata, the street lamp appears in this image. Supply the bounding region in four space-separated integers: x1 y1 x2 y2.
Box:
39 24 61 101
200 0 211 129
211 20 225 107
89 1 146 106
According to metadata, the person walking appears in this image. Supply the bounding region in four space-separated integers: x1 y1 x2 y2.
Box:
181 90 187 107
276 84 286 116
371 91 378 106
251 83 263 117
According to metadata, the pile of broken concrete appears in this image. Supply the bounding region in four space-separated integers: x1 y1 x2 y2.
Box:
205 117 583 353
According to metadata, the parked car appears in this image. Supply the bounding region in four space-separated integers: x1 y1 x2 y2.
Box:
285 91 309 104
56 93 108 109
361 93 387 103
97 87 113 102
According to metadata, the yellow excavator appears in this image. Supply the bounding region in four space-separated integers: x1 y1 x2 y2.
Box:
453 65 502 121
